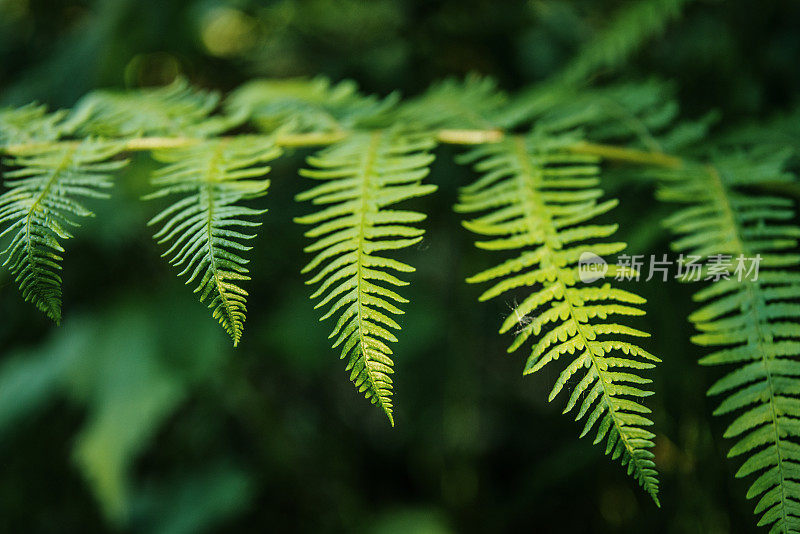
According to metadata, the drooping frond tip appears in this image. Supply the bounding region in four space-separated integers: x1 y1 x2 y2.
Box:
295 128 437 425
0 140 128 322
145 136 281 345
458 133 661 503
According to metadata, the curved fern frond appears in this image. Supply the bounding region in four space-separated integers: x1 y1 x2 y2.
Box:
0 104 67 145
657 149 800 532
295 128 437 425
0 140 128 321
70 78 238 138
457 133 661 502
559 0 692 86
510 81 681 150
145 136 281 345
397 75 508 130
227 77 396 134
719 103 800 155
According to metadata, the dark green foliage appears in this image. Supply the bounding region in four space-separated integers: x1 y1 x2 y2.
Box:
558 0 693 86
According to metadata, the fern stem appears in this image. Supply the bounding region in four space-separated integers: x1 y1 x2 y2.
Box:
436 128 504 144
354 131 395 425
202 140 243 345
2 132 685 169
567 141 682 168
1 132 349 154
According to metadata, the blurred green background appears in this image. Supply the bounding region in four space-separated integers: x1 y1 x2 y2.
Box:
1 0 799 532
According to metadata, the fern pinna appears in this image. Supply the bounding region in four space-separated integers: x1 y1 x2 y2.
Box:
0 104 67 145
0 140 127 322
457 132 661 502
295 128 437 425
658 149 800 532
146 137 281 346
71 78 236 138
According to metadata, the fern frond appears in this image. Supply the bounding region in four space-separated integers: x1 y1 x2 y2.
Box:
145 136 281 345
70 78 238 138
509 80 682 150
0 140 128 321
226 77 396 134
0 104 67 145
503 78 715 161
719 102 800 155
457 133 661 502
658 148 800 532
295 128 437 425
397 75 508 130
559 0 692 86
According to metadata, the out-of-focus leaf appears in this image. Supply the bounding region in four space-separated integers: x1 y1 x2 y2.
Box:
131 463 253 534
71 309 185 522
0 318 91 432
0 296 231 524
370 507 452 534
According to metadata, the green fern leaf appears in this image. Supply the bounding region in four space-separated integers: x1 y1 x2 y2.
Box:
558 0 692 86
226 77 396 134
295 128 437 425
658 149 800 532
0 140 128 321
397 75 508 130
145 136 281 345
507 80 684 151
457 133 661 503
70 78 239 138
0 103 67 145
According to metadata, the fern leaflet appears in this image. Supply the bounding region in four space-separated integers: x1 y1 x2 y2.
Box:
397 75 508 130
558 0 691 86
0 140 127 321
658 149 800 532
457 133 661 502
227 77 396 134
145 136 281 345
0 103 67 145
295 128 437 425
70 78 239 138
